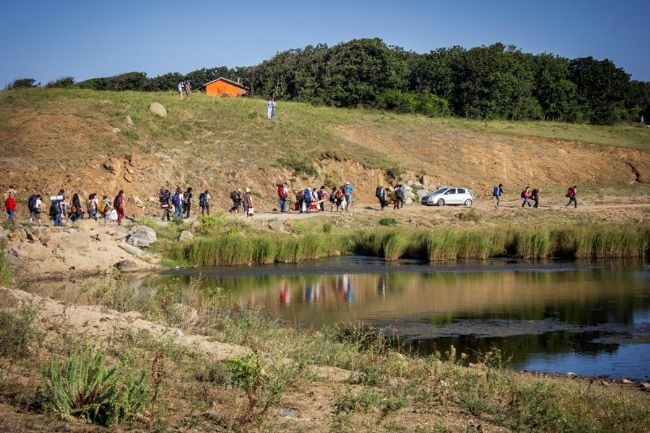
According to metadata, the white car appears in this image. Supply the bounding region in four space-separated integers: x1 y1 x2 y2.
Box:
421 187 473 207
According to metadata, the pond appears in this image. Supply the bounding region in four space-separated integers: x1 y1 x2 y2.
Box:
27 257 650 380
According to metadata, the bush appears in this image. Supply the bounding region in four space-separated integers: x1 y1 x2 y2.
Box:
0 306 39 358
378 218 398 227
41 346 149 426
0 249 10 285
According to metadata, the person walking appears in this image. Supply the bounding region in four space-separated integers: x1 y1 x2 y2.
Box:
318 185 328 212
183 187 193 219
172 187 183 219
160 189 171 221
70 193 83 221
50 193 64 227
242 188 254 217
28 194 42 224
98 195 111 225
4 191 16 226
114 190 125 226
87 193 99 221
493 184 504 208
278 183 288 213
229 189 242 213
565 185 578 208
184 80 192 98
520 186 532 208
267 98 276 119
178 81 184 99
375 185 388 210
344 182 353 209
199 190 210 216
395 184 405 209
531 188 541 208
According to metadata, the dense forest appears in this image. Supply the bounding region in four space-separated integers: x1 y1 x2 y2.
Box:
7 39 650 125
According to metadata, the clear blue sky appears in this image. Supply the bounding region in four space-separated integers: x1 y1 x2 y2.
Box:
1 0 648 86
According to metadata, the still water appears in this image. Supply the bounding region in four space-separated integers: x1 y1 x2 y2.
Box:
157 258 650 379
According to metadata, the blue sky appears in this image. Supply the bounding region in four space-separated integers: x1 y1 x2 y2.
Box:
1 0 648 86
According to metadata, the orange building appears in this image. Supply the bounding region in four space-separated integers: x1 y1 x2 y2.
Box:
203 77 249 97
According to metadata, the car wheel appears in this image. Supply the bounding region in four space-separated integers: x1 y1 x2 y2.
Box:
437 198 445 206
464 199 473 207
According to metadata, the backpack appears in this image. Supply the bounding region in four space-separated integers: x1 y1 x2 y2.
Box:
335 189 344 200
520 190 526 198
182 192 189 204
375 186 384 198
230 191 240 202
28 194 37 211
493 186 500 197
304 189 311 201
199 192 206 207
49 201 59 217
98 201 105 213
113 196 121 209
172 193 181 206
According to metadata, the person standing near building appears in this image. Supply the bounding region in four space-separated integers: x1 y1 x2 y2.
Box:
493 184 504 208
4 191 16 226
114 190 125 226
178 81 184 99
565 185 578 208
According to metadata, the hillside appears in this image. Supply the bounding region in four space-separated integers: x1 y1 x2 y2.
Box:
1 88 650 213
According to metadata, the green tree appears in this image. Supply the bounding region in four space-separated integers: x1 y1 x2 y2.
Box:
7 78 38 89
45 76 75 88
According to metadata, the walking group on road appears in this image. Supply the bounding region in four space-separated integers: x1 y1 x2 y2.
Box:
375 184 406 211
492 184 577 209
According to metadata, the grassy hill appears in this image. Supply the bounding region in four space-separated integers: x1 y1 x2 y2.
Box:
1 88 649 210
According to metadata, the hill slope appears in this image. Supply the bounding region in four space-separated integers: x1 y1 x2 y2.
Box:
1 88 649 212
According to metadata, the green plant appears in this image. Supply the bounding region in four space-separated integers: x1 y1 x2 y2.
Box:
41 346 149 426
0 249 11 285
228 352 266 415
0 306 39 357
378 217 398 227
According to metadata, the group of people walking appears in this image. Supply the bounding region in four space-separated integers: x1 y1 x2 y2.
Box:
492 184 578 209
177 80 192 99
3 188 126 227
159 186 212 221
274 183 354 214
375 184 407 211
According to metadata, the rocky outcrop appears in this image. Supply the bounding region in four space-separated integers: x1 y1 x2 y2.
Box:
126 225 157 248
149 102 167 117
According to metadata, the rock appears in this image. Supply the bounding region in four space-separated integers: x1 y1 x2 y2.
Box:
641 383 650 391
126 225 157 248
24 229 35 242
124 174 132 183
74 219 97 231
566 372 577 378
268 219 285 232
111 127 121 134
174 303 198 325
413 182 424 190
133 196 144 208
114 260 139 272
179 230 194 242
125 115 134 126
601 380 609 386
118 243 145 257
66 229 78 235
149 102 167 117
419 174 432 186
405 197 413 205
103 161 116 174
407 180 414 187
621 378 633 384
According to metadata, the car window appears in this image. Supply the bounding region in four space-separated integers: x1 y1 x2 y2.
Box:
457 188 465 194
433 188 447 195
445 189 456 195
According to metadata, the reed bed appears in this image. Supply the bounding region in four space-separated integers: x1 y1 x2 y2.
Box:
166 224 650 267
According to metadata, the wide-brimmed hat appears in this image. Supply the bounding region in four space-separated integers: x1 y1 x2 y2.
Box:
245 187 251 193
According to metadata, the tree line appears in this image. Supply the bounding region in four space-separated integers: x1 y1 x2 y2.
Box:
6 38 650 125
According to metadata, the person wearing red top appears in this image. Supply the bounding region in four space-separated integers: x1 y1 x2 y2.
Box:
114 190 125 226
5 192 17 226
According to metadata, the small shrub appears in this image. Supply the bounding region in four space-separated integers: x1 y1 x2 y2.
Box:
378 218 398 227
277 155 317 176
0 306 39 357
41 346 149 426
0 249 10 285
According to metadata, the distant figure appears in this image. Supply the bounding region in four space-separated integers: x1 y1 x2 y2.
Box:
172 187 183 219
243 188 254 217
178 81 184 99
114 190 125 225
318 185 328 211
199 190 210 216
50 190 65 227
493 184 504 208
394 184 405 209
88 193 99 221
641 115 646 124
565 185 578 208
329 187 337 211
99 195 111 225
183 187 193 219
277 183 288 213
70 193 83 221
375 185 388 210
160 189 171 221
520 186 531 208
184 80 192 98
4 191 16 226
531 188 540 208
28 193 42 224
267 98 276 119
344 182 353 209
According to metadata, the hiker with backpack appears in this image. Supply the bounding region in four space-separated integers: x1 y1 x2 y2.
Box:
565 185 578 208
182 187 193 219
242 188 254 217
98 195 111 225
521 186 532 208
329 187 337 212
28 194 42 224
531 188 541 208
199 190 210 216
69 193 83 222
160 189 171 221
49 190 65 227
395 184 405 209
114 190 125 226
172 187 183 219
318 186 328 212
344 182 353 209
375 185 388 210
493 184 504 208
4 191 16 226
277 183 288 213
335 186 346 211
87 193 99 221
229 189 242 213
304 188 313 213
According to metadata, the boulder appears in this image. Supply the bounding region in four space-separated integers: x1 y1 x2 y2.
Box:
126 225 157 248
179 230 194 242
419 174 432 186
268 219 285 232
149 102 167 117
114 259 139 272
111 127 121 134
103 161 116 174
125 115 134 126
119 243 145 258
